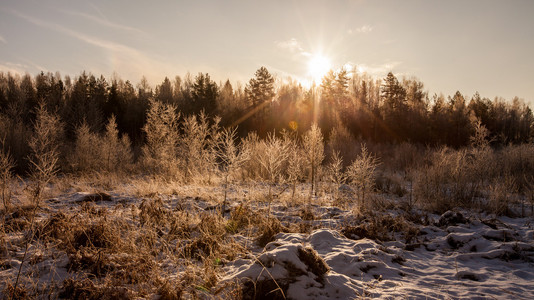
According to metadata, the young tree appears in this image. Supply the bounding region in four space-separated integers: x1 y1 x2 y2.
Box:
284 131 305 201
179 112 220 183
142 99 180 177
216 127 250 215
302 124 324 199
346 144 380 209
70 120 100 172
28 102 63 203
257 132 289 216
13 102 63 297
470 117 491 149
325 151 345 201
102 115 133 173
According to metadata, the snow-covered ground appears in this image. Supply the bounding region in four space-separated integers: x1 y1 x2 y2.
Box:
224 214 534 299
1 183 533 299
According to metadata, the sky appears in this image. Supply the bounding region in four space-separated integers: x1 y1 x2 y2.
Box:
0 0 533 104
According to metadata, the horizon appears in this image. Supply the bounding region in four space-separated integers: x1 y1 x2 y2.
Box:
1 0 533 104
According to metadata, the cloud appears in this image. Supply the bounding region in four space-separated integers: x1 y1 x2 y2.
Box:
349 25 373 34
276 38 304 53
9 9 138 54
0 35 6 44
60 9 145 36
0 61 30 75
352 61 402 76
8 9 177 82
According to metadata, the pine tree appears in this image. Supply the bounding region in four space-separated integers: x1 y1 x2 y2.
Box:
381 72 406 111
244 67 275 133
191 73 218 115
155 77 174 104
244 66 275 107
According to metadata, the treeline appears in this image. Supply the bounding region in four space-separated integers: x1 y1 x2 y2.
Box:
0 68 532 174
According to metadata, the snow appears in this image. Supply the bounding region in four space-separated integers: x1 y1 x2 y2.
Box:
1 184 533 298
221 205 534 299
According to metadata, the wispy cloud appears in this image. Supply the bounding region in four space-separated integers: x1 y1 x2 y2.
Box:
357 25 373 33
276 38 304 53
9 9 137 54
348 25 373 35
275 37 313 59
352 61 402 76
60 9 145 35
88 2 107 20
8 9 175 81
0 61 30 74
0 35 6 44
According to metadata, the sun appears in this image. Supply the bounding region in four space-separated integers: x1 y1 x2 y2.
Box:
308 54 331 82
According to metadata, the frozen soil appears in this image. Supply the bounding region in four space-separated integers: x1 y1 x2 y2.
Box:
1 183 533 299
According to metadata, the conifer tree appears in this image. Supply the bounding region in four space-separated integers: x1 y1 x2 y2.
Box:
191 73 218 115
244 66 275 107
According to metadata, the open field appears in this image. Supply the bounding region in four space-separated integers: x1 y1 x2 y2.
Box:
1 177 533 299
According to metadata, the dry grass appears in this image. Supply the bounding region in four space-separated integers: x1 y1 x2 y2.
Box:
2 140 534 298
411 144 534 216
1 185 252 298
342 212 421 244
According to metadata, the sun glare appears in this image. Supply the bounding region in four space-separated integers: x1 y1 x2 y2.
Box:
308 54 331 82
